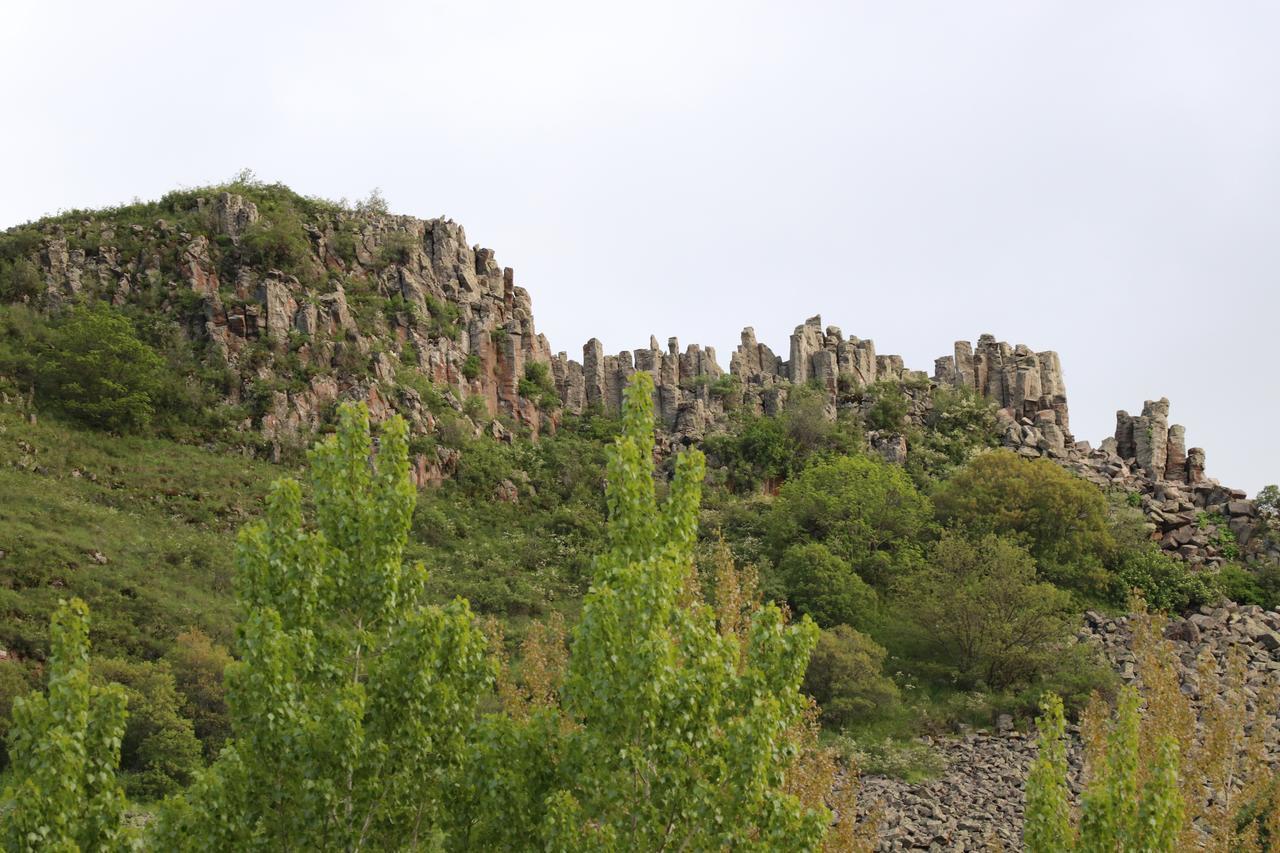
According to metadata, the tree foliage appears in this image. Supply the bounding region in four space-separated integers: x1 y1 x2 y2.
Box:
933 450 1114 592
2 598 129 851
164 629 233 760
91 657 203 800
769 455 931 587
802 625 900 728
154 403 492 850
1026 604 1280 851
38 304 165 433
779 542 878 630
895 533 1073 690
542 371 828 850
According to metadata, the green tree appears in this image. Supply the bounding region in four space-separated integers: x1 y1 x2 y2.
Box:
0 257 43 302
895 533 1073 690
91 657 203 799
164 629 233 760
38 303 164 432
801 625 900 727
1024 694 1074 851
933 450 1114 593
863 381 909 432
769 454 932 587
1026 689 1182 852
543 371 828 850
779 542 878 629
2 598 128 852
153 403 492 850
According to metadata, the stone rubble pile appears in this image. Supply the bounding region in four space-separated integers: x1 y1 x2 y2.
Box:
857 603 1280 851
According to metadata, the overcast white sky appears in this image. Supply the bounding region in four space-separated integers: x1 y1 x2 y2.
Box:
3 1 1277 493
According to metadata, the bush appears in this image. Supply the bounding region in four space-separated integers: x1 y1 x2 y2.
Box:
864 381 909 432
37 303 165 432
91 657 204 799
518 361 560 408
704 414 794 491
0 659 36 769
240 212 312 276
461 353 482 380
164 629 232 760
933 450 1114 593
769 455 932 587
1110 547 1218 612
802 625 900 727
895 533 1074 690
0 257 43 302
779 542 878 629
1216 561 1280 609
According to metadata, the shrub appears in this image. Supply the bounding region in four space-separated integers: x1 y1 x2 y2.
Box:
1110 547 1218 612
864 381 909 432
1215 561 1280 609
895 533 1073 690
802 625 900 727
933 450 1114 593
518 361 560 408
769 454 932 587
461 353 482 380
0 257 43 302
240 213 312 275
376 231 417 268
1255 484 1279 515
704 414 794 491
779 542 878 629
37 303 165 432
164 629 232 760
425 295 461 341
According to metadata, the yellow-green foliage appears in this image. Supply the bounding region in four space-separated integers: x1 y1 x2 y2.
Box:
1027 604 1280 852
153 404 493 850
934 450 1114 593
539 372 829 850
2 599 129 851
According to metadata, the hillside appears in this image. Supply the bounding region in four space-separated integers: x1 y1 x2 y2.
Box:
2 180 1279 842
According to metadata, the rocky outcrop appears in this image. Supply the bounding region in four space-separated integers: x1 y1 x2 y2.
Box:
25 195 559 454
11 194 1272 556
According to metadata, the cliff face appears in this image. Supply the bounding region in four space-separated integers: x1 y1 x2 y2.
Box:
9 188 1272 564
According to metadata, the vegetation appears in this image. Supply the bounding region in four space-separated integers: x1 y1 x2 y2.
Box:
3 180 1279 847
155 404 492 849
1027 604 1280 850
894 533 1073 690
2 599 129 851
933 450 1114 593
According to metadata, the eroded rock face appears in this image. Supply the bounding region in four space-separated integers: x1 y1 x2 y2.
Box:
19 200 1272 554
28 195 560 455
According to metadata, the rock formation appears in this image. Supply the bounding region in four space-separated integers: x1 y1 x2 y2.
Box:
10 193 1273 564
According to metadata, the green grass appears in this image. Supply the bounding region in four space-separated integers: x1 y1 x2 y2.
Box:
0 407 288 660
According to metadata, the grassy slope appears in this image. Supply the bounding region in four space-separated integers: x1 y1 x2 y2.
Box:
0 405 286 660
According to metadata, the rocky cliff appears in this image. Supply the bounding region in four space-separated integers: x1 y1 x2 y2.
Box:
7 186 1273 565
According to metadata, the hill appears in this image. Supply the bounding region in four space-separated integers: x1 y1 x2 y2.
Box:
1 178 1278 834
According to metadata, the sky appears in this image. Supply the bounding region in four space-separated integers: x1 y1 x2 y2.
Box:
3 1 1277 494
